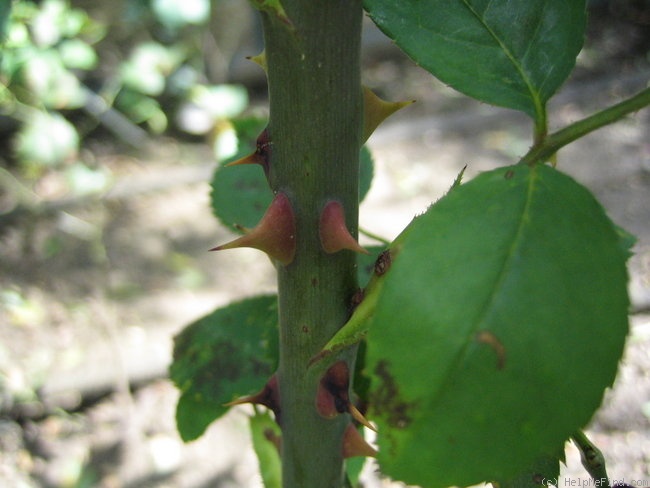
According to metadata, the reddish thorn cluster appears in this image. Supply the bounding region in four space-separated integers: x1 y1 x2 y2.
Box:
210 192 296 265
319 200 368 255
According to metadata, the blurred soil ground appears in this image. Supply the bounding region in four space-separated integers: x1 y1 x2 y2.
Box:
1 7 650 488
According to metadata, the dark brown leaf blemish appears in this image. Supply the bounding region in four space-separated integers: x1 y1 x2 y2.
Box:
371 360 415 429
475 330 506 370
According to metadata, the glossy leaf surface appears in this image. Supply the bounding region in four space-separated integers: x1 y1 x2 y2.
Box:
363 0 586 119
365 164 629 487
170 295 278 441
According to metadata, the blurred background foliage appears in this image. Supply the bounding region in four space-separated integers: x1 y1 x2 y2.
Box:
0 0 254 199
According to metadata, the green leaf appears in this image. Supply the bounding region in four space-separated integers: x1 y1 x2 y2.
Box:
365 164 630 487
210 119 272 233
152 0 210 29
15 112 79 167
59 39 98 70
170 295 278 441
356 245 385 286
345 453 366 488
499 447 564 488
21 49 85 108
250 410 282 488
189 84 249 120
359 145 374 204
211 118 375 233
120 42 182 96
363 0 587 120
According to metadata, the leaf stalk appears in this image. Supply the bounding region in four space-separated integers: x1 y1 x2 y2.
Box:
520 87 650 166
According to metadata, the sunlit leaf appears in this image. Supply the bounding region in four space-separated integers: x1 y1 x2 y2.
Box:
120 42 182 96
22 49 85 108
365 164 629 487
152 0 210 29
15 112 78 167
59 38 97 70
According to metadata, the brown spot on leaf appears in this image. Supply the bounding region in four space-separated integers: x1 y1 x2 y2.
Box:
350 288 365 312
505 169 515 179
371 360 415 429
476 330 506 369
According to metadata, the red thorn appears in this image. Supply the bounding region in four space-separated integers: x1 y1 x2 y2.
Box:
315 360 374 431
225 127 271 178
225 375 282 423
315 381 339 419
210 192 296 265
315 361 350 419
319 200 368 255
342 424 377 459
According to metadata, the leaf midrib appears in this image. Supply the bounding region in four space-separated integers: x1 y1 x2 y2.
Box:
459 0 544 118
423 166 540 414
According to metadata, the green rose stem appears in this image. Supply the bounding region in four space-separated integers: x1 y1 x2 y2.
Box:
261 1 363 487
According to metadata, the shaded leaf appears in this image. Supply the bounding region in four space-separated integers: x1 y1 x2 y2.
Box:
170 295 278 441
366 164 629 487
363 0 587 120
499 448 565 488
359 145 374 205
250 410 282 488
